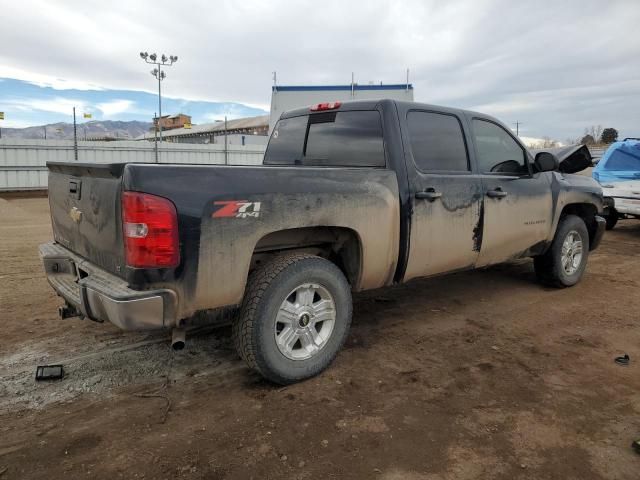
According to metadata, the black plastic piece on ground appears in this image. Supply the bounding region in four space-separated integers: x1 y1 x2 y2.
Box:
614 354 630 366
35 365 64 381
632 439 640 454
58 304 79 319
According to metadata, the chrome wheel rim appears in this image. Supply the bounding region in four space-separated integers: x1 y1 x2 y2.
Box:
274 283 336 361
561 230 583 275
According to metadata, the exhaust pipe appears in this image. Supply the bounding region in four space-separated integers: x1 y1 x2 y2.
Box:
171 328 186 350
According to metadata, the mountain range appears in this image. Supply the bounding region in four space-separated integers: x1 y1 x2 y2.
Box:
0 120 152 140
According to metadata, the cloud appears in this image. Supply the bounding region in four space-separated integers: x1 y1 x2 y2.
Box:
96 99 134 117
0 78 267 126
0 0 638 139
7 96 87 115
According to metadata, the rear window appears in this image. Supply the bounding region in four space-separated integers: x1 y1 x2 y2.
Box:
603 149 640 171
264 110 385 167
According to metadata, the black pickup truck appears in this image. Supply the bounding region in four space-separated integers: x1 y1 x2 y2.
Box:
40 99 605 384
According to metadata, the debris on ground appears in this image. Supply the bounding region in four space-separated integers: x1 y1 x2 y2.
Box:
614 354 630 366
35 365 64 381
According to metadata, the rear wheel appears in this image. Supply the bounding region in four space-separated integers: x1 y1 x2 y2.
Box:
233 253 352 384
534 215 590 288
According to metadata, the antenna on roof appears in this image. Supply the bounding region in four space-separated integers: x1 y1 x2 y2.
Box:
272 71 277 92
351 72 355 98
406 68 410 91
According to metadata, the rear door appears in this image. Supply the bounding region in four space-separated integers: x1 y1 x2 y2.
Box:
468 118 553 266
400 109 483 281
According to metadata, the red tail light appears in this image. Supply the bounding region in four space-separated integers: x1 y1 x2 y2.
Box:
122 191 180 268
310 101 341 111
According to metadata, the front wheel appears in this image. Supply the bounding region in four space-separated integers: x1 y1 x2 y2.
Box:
233 254 352 384
605 209 618 230
534 215 590 288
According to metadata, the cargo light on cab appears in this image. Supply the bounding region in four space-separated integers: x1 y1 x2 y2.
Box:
310 101 342 111
122 191 180 268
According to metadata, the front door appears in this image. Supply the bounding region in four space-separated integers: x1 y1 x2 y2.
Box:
401 110 483 281
469 118 553 267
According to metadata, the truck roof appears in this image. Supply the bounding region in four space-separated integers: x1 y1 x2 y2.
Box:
280 99 485 120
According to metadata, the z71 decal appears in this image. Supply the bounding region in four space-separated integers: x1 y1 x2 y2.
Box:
212 200 262 218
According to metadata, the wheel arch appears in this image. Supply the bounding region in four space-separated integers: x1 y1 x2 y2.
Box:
249 226 363 289
558 203 599 250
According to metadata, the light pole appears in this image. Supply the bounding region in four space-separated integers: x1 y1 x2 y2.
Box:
72 107 79 160
139 52 178 146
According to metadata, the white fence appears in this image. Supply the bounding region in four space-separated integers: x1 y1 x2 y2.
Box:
0 139 267 191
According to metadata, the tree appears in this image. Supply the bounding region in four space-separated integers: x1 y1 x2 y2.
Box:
585 125 603 143
580 134 596 145
601 128 619 144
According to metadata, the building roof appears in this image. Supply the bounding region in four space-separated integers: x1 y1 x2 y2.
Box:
273 84 413 92
137 114 269 140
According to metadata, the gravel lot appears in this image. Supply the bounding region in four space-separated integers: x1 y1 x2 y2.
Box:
1 194 639 479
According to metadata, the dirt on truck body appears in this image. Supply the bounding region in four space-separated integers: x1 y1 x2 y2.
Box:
40 99 605 383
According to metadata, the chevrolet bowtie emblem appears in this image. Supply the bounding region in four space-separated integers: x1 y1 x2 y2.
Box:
69 207 83 223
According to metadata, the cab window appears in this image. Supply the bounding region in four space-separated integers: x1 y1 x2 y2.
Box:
472 119 528 175
407 111 469 172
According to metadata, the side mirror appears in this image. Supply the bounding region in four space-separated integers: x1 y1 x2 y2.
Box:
534 152 559 173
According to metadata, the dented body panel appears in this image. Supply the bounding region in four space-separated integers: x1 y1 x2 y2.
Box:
40 99 604 330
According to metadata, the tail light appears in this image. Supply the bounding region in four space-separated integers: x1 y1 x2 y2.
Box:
122 191 180 268
310 101 341 111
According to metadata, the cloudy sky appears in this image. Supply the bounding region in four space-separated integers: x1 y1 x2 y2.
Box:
1 0 639 141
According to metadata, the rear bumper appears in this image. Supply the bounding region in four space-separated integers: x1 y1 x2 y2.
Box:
39 242 177 330
591 215 606 250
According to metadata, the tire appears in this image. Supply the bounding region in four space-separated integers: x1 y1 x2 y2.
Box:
605 210 618 230
232 253 352 384
534 214 590 288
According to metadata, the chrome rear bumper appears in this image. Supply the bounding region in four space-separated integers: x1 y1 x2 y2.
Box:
39 242 177 330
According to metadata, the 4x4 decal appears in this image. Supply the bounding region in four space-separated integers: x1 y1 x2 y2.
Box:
212 200 262 218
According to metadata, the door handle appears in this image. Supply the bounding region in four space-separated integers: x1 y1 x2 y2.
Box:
486 188 507 199
69 179 81 199
415 189 442 201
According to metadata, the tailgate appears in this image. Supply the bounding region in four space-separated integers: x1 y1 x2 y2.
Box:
47 162 127 276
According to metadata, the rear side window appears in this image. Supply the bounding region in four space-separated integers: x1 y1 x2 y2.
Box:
407 111 469 171
603 149 640 171
264 111 385 167
263 115 307 164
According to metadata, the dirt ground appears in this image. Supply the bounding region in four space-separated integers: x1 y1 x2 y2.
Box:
1 194 639 480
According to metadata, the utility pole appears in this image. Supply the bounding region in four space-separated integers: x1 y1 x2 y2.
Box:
154 111 159 163
73 107 78 160
140 52 178 145
514 121 522 136
224 115 228 165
